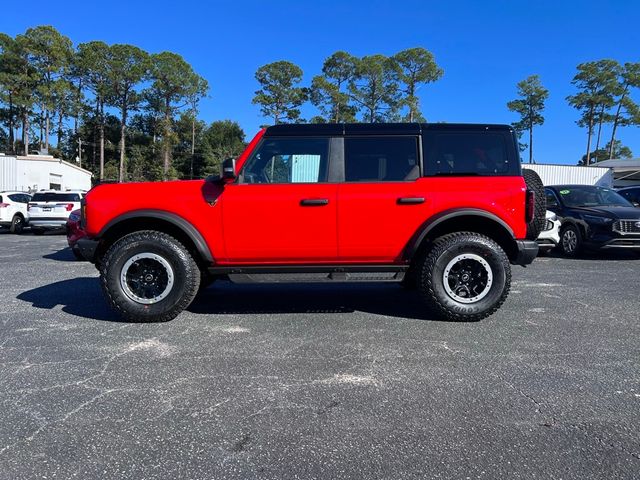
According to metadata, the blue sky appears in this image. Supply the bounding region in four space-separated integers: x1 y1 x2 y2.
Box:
2 0 639 164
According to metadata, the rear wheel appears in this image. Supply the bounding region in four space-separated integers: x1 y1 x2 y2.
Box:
100 230 200 322
418 232 511 322
9 215 24 234
522 168 546 240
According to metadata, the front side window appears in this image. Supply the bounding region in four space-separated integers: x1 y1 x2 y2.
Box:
424 132 516 176
240 137 329 184
344 137 419 182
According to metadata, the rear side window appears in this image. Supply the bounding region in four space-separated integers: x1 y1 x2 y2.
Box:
423 132 517 176
620 188 640 204
32 193 81 202
344 137 419 182
8 194 27 203
241 137 329 184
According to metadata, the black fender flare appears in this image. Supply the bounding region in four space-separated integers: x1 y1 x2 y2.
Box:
98 209 213 263
403 208 516 260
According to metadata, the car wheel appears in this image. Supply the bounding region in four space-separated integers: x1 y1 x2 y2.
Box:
560 224 581 257
9 215 25 234
32 228 45 235
522 169 546 240
100 230 200 322
418 232 511 322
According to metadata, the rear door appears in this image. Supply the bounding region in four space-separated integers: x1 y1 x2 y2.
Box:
221 136 338 263
337 135 432 262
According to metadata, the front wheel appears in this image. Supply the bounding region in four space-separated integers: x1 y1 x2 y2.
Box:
418 232 511 322
559 224 581 257
100 230 201 322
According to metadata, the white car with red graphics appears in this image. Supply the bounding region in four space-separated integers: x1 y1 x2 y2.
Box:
0 191 31 234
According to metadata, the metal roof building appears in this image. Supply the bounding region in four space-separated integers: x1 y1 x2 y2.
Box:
522 163 613 187
0 153 92 193
592 158 640 188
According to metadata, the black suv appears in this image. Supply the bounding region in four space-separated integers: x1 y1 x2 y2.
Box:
545 185 640 256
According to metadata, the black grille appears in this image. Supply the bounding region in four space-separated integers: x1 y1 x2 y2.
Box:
613 220 640 234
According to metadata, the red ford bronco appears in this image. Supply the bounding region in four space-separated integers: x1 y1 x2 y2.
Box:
77 123 545 322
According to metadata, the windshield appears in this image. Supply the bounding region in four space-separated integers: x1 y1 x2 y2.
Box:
557 186 632 208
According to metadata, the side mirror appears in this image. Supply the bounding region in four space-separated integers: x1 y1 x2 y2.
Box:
221 157 237 181
633 201 640 208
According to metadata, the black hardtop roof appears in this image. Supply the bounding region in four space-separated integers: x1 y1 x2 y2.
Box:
264 123 513 137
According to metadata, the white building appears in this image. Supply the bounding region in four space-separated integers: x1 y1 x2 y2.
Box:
522 163 613 188
0 153 92 192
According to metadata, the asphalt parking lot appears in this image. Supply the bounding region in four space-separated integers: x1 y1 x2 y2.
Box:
0 230 638 479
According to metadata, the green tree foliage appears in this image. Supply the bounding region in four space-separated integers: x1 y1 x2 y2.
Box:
567 60 621 165
608 62 640 159
21 26 73 151
146 52 208 179
310 51 358 123
0 32 39 154
392 47 443 122
200 120 246 176
507 75 549 164
579 140 632 165
75 41 111 179
105 44 149 182
348 54 400 122
252 61 307 124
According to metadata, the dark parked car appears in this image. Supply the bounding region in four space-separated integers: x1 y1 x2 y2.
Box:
617 186 640 207
545 185 640 256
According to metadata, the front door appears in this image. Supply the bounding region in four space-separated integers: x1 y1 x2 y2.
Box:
221 136 338 263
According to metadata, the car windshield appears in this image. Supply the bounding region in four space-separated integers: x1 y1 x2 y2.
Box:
32 192 81 202
557 186 632 208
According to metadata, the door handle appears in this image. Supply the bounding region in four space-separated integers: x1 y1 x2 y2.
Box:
397 197 425 205
300 198 329 206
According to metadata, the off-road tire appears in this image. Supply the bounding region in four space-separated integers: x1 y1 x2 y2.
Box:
10 214 24 234
100 230 200 322
522 168 546 240
559 224 581 257
418 232 511 322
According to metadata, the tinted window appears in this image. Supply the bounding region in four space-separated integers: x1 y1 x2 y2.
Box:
620 188 640 204
241 137 329 184
545 190 559 208
32 193 81 202
344 137 419 182
556 186 632 208
424 132 515 176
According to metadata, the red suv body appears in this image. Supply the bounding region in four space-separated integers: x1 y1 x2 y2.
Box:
78 123 541 323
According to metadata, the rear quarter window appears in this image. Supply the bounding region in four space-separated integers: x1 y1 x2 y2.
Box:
423 131 519 176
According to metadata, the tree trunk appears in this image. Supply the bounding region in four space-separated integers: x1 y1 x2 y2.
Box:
163 97 171 180
608 86 628 160
594 104 605 157
190 116 195 179
39 106 44 150
529 123 533 164
585 106 594 165
45 109 50 150
57 110 64 148
22 110 29 156
99 100 105 181
8 93 14 153
119 105 127 183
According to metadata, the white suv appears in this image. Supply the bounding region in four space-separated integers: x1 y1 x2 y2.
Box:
28 190 85 235
0 191 32 234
